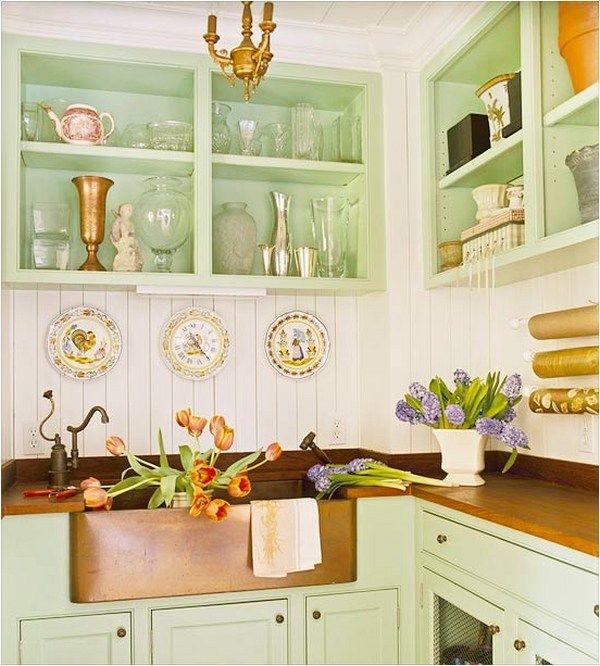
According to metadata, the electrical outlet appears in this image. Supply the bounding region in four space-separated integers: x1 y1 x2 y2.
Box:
579 414 593 453
23 424 43 455
332 416 346 445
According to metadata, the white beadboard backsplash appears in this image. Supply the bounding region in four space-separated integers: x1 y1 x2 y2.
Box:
2 287 360 459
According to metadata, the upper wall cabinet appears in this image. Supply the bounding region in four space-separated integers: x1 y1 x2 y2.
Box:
421 1 598 288
1 34 385 292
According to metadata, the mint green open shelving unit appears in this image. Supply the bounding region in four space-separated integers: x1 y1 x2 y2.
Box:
421 1 598 289
1 34 385 292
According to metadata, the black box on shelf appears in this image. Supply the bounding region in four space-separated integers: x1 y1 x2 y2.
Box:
501 71 522 139
446 114 490 175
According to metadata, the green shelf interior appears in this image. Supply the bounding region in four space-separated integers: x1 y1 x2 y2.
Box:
544 84 599 127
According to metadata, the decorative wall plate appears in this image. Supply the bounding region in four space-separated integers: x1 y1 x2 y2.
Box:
47 306 122 380
161 307 230 380
265 310 330 378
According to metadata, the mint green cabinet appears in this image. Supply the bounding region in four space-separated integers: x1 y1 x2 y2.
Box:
420 569 504 664
512 618 596 665
306 589 399 664
19 613 131 665
151 600 288 664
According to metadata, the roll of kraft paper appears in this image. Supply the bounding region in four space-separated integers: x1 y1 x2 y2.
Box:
529 387 599 414
528 304 598 340
532 346 599 378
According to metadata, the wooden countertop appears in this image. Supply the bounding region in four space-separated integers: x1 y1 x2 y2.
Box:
3 474 597 557
342 474 599 557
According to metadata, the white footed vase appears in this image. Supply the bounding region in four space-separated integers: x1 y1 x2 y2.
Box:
433 429 486 486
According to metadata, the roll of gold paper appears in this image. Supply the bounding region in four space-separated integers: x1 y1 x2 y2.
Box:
528 305 598 340
532 346 599 378
528 388 599 414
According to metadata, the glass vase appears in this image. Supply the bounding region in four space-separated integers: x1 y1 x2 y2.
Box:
212 202 257 275
212 102 232 154
311 195 350 278
133 177 191 272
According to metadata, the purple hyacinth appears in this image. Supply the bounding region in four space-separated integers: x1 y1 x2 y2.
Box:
409 382 428 400
475 417 504 437
395 400 421 425
502 373 522 400
499 423 529 449
307 463 325 481
314 474 332 492
421 391 441 424
453 369 471 386
501 406 517 423
445 404 465 426
346 458 374 473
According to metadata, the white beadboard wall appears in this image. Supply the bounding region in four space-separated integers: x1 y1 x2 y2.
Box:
3 287 359 458
358 69 599 465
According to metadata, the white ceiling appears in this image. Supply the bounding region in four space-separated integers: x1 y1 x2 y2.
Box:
143 1 439 31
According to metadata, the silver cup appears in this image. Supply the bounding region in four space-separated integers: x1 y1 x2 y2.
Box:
273 248 290 277
258 243 274 276
295 246 318 277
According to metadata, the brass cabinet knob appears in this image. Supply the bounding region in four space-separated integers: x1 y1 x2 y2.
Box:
312 610 322 620
488 624 500 635
436 534 448 544
116 627 127 638
514 639 526 651
275 614 285 624
595 604 599 617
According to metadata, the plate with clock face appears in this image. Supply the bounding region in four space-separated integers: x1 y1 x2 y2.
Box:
161 307 230 380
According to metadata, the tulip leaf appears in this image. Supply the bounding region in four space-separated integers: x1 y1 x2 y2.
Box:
179 445 194 473
224 450 263 477
147 487 165 509
158 429 169 468
502 448 518 473
161 474 176 507
108 476 152 495
126 451 155 479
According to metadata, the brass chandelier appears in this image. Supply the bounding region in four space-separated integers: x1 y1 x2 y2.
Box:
203 1 276 102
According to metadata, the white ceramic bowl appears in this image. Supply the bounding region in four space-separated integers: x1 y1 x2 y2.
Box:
472 184 507 221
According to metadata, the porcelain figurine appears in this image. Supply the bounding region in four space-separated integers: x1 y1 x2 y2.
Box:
110 203 144 272
506 185 525 209
42 103 115 145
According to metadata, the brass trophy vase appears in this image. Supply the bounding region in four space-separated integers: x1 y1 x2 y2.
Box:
72 175 114 271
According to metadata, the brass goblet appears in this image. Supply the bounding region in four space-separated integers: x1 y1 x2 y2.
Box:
72 175 114 271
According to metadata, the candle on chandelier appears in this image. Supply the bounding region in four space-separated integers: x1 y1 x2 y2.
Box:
263 2 274 22
207 14 217 34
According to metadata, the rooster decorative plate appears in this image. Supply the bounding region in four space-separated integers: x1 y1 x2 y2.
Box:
161 307 230 380
47 306 122 380
265 310 330 378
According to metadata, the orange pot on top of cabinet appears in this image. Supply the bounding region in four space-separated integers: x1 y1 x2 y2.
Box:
558 1 599 94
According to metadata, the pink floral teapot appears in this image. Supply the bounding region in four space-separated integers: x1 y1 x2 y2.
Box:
42 103 115 145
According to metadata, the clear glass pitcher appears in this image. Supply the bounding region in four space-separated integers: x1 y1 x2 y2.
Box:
211 102 232 154
310 196 353 278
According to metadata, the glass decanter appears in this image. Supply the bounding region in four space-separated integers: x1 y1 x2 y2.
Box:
133 177 191 272
212 102 232 154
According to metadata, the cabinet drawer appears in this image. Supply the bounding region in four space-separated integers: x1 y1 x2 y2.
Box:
422 512 598 634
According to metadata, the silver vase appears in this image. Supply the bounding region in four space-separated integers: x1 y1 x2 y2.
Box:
269 191 292 276
565 144 599 224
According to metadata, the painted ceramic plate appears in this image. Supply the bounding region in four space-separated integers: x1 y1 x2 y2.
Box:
47 306 122 380
161 307 230 380
265 310 330 378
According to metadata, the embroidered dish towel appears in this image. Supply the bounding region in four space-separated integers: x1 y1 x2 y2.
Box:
251 498 322 578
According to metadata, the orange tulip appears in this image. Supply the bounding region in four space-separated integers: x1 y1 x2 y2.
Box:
189 488 211 518
187 415 208 438
83 486 111 510
264 442 282 461
106 436 126 456
191 462 218 487
205 498 230 522
214 425 234 451
227 475 251 498
210 415 225 435
175 408 191 428
80 477 101 490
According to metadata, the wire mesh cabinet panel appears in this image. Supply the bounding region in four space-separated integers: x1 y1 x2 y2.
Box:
420 569 505 665
512 619 597 665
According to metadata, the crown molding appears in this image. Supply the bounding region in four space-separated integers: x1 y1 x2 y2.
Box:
1 1 486 73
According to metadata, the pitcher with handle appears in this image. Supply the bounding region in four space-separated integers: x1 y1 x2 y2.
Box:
42 103 115 145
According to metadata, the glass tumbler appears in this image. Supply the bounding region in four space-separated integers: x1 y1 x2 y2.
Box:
32 238 70 270
311 196 351 278
21 103 40 141
121 123 151 149
238 119 260 156
32 202 70 238
292 103 318 160
212 102 232 154
263 123 291 158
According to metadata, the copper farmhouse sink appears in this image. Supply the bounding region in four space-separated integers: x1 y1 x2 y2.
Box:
70 482 356 603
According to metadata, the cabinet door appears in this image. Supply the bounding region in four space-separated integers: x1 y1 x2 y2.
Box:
420 569 505 664
20 613 131 665
513 619 596 665
151 599 288 665
306 589 398 665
